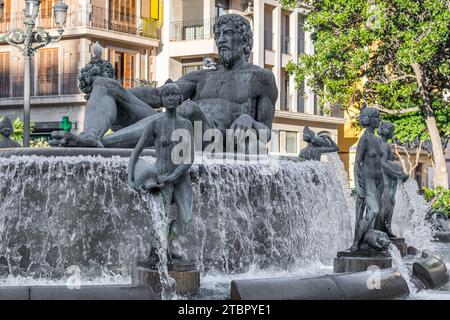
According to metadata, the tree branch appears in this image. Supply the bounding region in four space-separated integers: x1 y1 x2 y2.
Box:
385 74 417 82
394 144 408 173
370 104 421 114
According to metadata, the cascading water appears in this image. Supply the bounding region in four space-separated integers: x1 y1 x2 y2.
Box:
391 179 433 251
388 243 416 295
0 151 440 299
0 154 353 280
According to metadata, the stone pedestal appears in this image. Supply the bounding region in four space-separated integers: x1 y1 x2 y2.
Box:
390 237 407 257
334 250 392 273
132 263 200 296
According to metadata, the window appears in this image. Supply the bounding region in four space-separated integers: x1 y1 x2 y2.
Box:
0 0 10 33
0 52 10 98
298 14 305 54
40 0 55 29
215 0 229 17
314 94 323 115
282 15 290 53
182 64 202 75
109 0 137 34
271 130 280 153
286 131 298 154
297 80 305 113
109 49 136 88
264 5 274 50
282 78 290 111
38 48 59 96
141 0 159 20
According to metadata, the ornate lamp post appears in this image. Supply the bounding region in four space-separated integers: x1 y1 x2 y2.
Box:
0 0 68 147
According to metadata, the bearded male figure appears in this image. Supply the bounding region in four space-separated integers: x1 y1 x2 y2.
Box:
51 14 278 149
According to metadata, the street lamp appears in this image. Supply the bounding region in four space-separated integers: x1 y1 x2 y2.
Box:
0 0 68 147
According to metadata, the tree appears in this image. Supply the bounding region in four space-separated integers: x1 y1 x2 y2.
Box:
10 117 35 146
284 0 450 188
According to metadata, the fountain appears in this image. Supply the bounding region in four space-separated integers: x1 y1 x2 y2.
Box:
0 146 448 299
0 13 448 300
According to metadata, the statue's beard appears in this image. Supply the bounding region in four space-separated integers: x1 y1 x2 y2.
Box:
219 48 242 69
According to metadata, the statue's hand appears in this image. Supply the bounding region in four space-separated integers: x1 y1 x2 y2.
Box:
231 114 254 143
231 114 253 131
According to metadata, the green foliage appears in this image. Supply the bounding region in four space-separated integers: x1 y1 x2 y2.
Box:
30 138 50 148
279 0 300 9
10 118 51 147
286 0 450 143
423 187 450 217
10 118 34 144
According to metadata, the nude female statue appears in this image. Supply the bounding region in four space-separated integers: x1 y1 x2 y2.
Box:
128 80 194 260
298 126 339 161
351 106 387 252
375 122 409 237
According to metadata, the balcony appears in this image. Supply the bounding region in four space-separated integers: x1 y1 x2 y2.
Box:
0 74 80 98
0 74 140 99
170 18 217 41
0 6 160 40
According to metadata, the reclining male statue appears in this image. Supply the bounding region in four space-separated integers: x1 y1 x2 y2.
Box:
50 14 278 150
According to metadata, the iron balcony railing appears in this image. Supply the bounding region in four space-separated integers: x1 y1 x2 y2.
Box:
170 18 217 41
0 6 160 40
0 74 80 98
0 74 143 98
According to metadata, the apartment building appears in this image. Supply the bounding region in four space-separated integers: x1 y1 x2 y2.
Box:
0 0 345 155
0 0 160 138
156 0 345 156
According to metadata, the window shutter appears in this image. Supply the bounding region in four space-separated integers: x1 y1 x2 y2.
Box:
40 0 55 28
124 52 135 88
141 0 150 19
150 0 159 20
0 52 10 97
39 48 59 95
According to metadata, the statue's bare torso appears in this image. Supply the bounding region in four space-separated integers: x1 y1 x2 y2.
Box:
177 64 276 130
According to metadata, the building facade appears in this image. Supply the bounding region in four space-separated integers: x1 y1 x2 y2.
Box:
0 0 160 137
0 0 345 155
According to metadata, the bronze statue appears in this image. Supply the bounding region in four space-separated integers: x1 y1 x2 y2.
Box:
299 126 339 161
0 116 21 148
50 14 277 150
351 105 388 252
375 122 409 237
128 80 194 261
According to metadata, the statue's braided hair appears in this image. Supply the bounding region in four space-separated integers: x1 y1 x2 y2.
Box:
79 43 115 100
